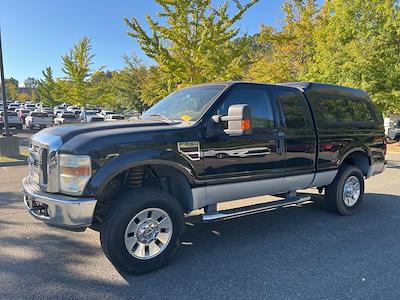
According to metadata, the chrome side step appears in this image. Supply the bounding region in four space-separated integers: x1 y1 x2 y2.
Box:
202 195 311 222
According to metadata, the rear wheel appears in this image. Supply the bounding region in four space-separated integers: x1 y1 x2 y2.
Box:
100 188 184 274
325 165 365 215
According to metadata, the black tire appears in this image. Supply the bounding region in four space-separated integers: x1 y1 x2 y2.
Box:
396 134 400 142
100 188 184 274
325 164 365 215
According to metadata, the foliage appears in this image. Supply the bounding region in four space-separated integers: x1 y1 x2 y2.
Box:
37 67 57 107
247 0 318 83
111 55 149 111
125 0 259 101
29 0 400 114
247 0 400 113
24 77 39 89
309 0 400 113
18 92 29 102
5 77 18 87
61 37 94 106
5 82 19 100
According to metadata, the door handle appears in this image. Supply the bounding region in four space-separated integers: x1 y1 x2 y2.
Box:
275 131 285 154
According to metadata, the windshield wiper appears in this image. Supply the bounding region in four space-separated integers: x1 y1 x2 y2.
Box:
148 114 173 121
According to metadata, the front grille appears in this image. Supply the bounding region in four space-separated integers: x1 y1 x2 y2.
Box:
28 133 62 193
28 144 41 186
28 143 49 188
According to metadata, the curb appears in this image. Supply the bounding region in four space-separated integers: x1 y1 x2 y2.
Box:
0 160 28 167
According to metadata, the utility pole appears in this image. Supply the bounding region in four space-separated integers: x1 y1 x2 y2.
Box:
0 27 11 136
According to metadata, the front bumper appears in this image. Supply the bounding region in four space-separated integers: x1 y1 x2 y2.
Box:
22 176 97 230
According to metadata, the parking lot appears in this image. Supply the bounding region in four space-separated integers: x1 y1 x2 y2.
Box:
0 153 398 299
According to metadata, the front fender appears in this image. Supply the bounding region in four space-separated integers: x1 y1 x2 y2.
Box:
83 150 198 197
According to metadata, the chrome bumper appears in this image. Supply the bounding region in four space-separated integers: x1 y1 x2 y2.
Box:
22 176 97 230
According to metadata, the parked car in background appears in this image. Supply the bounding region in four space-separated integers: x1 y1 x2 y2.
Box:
0 111 22 129
15 109 31 123
104 114 125 121
8 103 20 111
25 111 53 130
100 110 115 117
54 112 79 125
80 110 99 122
89 116 105 122
24 103 36 111
387 122 400 141
53 105 66 114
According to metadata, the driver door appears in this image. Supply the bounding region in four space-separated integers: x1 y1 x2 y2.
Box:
201 84 285 184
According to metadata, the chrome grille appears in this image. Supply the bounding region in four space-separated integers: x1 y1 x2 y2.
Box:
28 143 41 186
28 132 62 193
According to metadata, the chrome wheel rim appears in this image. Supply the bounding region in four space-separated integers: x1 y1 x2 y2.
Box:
124 208 173 260
343 176 361 207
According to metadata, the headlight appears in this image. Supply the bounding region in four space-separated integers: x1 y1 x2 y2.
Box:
59 154 91 195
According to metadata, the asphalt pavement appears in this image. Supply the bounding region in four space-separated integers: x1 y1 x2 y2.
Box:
0 154 399 299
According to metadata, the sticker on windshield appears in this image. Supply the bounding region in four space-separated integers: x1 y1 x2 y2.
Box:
180 115 192 121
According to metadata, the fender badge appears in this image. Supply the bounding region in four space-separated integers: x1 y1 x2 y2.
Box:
177 141 201 161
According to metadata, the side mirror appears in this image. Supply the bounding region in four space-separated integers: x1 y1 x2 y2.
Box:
212 104 252 136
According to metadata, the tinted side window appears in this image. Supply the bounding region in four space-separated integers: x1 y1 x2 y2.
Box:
277 91 309 129
217 85 274 128
319 96 353 122
318 95 375 123
347 99 375 122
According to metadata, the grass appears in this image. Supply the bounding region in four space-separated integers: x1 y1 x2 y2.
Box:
0 150 28 163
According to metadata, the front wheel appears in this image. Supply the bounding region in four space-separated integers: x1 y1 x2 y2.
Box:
325 164 365 215
100 188 184 274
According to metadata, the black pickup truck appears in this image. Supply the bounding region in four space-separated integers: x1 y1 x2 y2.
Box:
23 82 386 274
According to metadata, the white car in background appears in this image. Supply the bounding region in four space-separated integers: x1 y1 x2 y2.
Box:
53 112 80 125
80 110 100 122
100 110 115 117
8 103 20 111
24 103 36 111
0 111 22 129
25 111 53 130
104 114 125 122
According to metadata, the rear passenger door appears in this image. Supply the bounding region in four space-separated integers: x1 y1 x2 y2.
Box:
274 87 317 188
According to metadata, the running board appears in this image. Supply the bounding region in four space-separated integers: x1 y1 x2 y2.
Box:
202 195 311 222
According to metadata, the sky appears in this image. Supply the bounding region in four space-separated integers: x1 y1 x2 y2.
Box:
0 0 288 86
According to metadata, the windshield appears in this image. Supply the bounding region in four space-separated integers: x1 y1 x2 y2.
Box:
32 112 48 117
142 84 227 122
62 114 76 119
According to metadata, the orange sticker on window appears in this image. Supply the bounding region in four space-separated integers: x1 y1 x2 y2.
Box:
181 115 193 121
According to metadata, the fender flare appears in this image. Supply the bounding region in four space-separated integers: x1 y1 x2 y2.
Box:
338 147 371 166
84 150 197 197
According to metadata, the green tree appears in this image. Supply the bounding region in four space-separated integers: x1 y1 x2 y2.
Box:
37 67 57 107
5 77 18 87
24 77 40 89
310 0 400 113
247 0 318 83
18 92 29 102
89 70 119 109
125 0 259 101
5 82 19 100
61 37 94 107
112 55 149 112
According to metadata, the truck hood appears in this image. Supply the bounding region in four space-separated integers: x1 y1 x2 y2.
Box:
34 119 174 144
